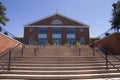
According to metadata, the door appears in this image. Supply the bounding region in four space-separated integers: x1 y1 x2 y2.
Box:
80 37 85 45
29 37 34 45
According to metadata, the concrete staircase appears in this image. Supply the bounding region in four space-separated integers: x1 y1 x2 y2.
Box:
0 45 120 80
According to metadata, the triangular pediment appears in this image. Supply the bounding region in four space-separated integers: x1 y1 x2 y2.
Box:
25 13 88 26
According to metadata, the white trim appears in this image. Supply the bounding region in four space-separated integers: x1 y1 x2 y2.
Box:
24 13 58 27
56 13 89 27
51 19 63 24
52 34 61 38
25 25 89 28
67 34 75 38
38 34 47 38
0 32 22 44
24 13 89 27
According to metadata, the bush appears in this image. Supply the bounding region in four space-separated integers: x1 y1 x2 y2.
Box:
34 41 38 45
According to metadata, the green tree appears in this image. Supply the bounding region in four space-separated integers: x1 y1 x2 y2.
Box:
110 0 120 32
0 2 9 26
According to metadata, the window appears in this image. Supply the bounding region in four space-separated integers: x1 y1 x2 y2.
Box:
80 28 84 32
29 28 34 32
53 34 61 38
67 38 75 45
52 27 61 45
66 28 75 45
38 34 47 38
51 19 63 25
38 27 47 45
38 38 47 45
67 34 75 38
39 27 47 34
52 27 61 34
66 28 75 34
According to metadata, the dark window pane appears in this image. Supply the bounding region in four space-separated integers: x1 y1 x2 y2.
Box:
52 27 61 34
66 28 75 34
67 38 75 45
39 27 47 34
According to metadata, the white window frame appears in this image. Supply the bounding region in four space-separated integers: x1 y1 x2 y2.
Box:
52 34 61 38
51 19 63 24
67 34 75 38
38 34 47 38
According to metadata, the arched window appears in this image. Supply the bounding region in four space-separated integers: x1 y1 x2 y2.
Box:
51 19 63 24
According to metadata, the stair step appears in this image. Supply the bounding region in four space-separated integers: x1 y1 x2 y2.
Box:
2 69 118 75
9 61 120 64
1 45 120 79
10 57 118 61
2 66 120 70
1 60 119 63
1 73 120 79
4 63 119 67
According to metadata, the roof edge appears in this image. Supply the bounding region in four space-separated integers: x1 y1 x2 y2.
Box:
24 25 89 28
24 13 59 27
24 12 89 27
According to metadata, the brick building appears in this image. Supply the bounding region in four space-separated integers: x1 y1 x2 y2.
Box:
24 13 89 45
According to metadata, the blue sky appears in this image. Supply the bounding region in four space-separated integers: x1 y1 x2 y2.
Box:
0 0 118 37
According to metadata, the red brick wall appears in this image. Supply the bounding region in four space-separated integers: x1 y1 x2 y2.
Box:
47 27 52 44
83 28 89 44
75 28 80 42
76 27 89 44
30 15 86 26
0 33 20 53
24 27 89 45
61 27 67 45
24 27 38 44
96 33 120 54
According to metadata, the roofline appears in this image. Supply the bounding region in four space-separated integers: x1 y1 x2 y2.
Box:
24 13 59 27
24 25 89 28
24 12 89 27
56 13 89 27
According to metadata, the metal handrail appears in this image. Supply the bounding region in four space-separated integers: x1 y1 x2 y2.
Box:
0 43 21 59
95 48 109 69
98 45 120 61
0 43 25 73
96 45 120 72
0 26 17 38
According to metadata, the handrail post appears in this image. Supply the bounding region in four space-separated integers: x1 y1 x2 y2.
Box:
34 48 37 56
22 45 24 56
37 45 39 52
8 50 11 70
76 45 77 52
106 52 108 69
79 48 81 56
93 39 95 56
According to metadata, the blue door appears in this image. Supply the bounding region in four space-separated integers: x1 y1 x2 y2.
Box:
29 37 34 45
80 37 85 45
